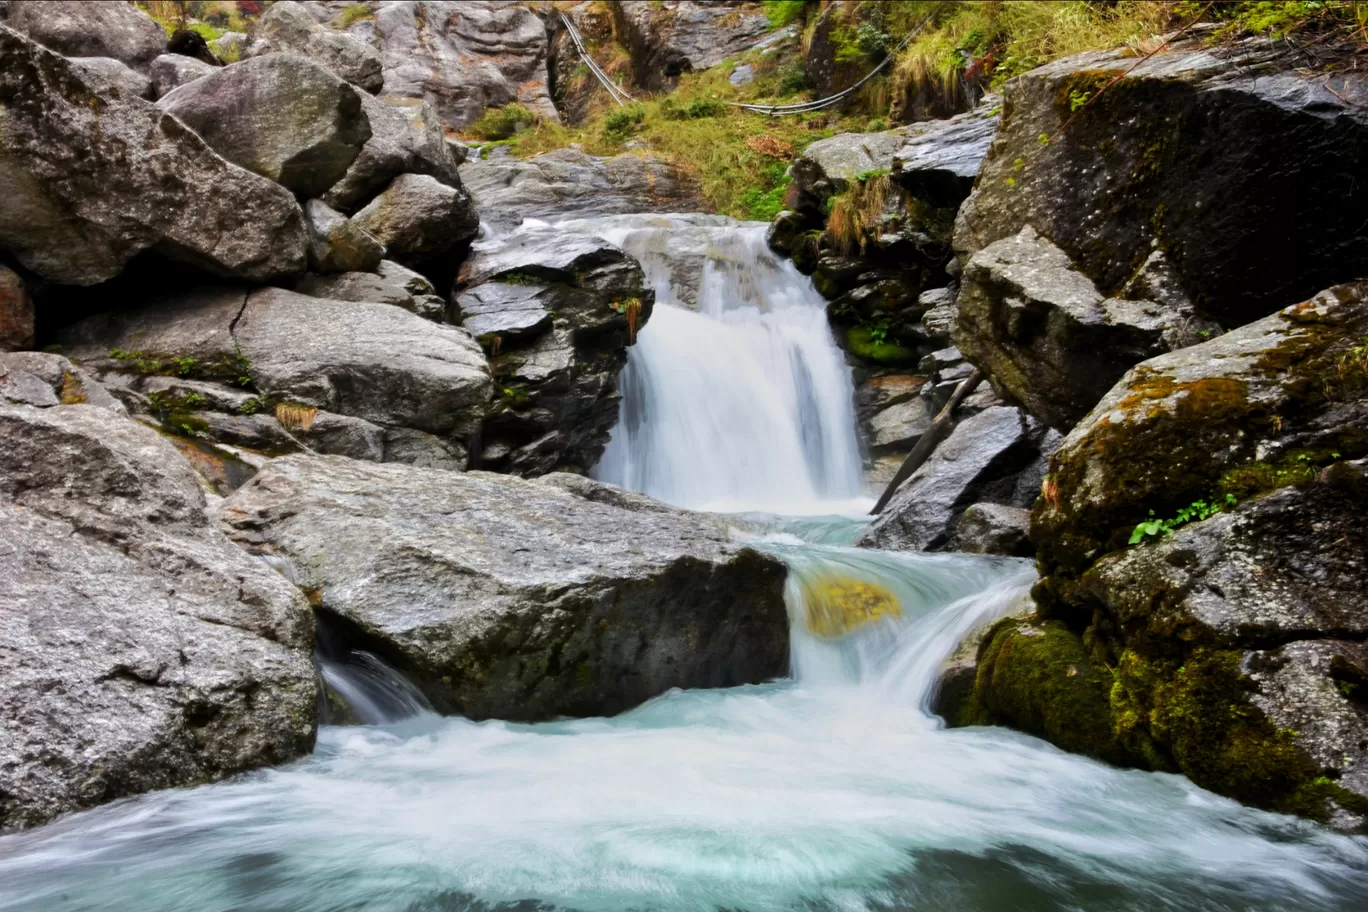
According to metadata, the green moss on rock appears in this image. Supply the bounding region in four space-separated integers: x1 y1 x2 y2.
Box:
844 326 917 366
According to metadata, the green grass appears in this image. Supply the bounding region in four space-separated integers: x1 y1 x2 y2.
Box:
763 0 811 29
465 104 538 142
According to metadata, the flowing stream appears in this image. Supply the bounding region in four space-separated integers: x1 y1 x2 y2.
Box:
2 217 1366 911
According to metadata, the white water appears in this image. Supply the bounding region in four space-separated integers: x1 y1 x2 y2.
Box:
569 215 867 514
3 216 1367 911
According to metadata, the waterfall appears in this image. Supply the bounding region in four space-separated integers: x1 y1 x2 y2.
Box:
558 214 866 513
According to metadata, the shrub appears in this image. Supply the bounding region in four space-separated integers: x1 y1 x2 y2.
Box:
466 104 538 141
762 0 810 30
600 104 646 141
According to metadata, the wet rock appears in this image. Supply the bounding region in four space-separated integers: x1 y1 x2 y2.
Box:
69 55 153 98
955 227 1214 430
7 0 165 71
954 43 1368 327
0 265 33 351
0 401 317 830
303 199 386 273
948 503 1032 557
221 456 790 721
351 173 479 268
158 54 371 198
454 226 652 476
294 259 445 321
368 0 556 131
891 102 999 207
858 406 1054 552
611 0 770 91
866 397 930 455
0 351 123 412
244 0 383 94
0 28 308 285
321 93 462 214
460 149 705 232
148 53 216 97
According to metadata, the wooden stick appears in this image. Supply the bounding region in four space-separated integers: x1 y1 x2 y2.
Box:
870 368 984 515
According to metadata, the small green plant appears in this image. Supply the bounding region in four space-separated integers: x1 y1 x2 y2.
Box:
169 356 197 376
600 104 646 142
109 348 163 375
1129 494 1238 545
466 103 537 142
762 0 808 29
498 272 542 286
1068 88 1092 112
337 3 374 28
237 397 263 416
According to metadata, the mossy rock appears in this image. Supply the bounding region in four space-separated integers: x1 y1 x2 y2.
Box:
844 326 917 366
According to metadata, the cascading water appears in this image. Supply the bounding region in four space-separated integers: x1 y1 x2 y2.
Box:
566 214 867 513
3 217 1366 911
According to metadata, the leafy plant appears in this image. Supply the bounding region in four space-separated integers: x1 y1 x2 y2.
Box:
1068 88 1092 112
169 356 197 376
466 104 537 141
600 104 647 141
1129 494 1238 545
610 297 643 342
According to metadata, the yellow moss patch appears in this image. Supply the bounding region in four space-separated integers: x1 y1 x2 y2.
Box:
801 574 901 638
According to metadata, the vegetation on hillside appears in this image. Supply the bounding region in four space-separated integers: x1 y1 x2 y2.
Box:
135 0 265 39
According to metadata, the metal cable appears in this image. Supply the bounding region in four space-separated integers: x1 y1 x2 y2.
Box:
560 12 635 107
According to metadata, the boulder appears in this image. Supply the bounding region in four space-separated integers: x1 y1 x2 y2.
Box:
294 258 445 321
69 55 153 98
0 398 317 830
157 53 372 198
367 0 557 132
7 0 165 71
220 455 790 721
208 31 247 61
0 265 33 351
954 42 1368 328
459 149 705 233
351 173 479 267
0 27 308 285
857 405 1055 552
611 0 771 90
244 0 383 94
969 280 1368 830
148 53 216 98
303 199 386 273
321 93 462 213
947 502 1032 557
0 351 123 411
454 226 652 476
59 285 492 465
954 227 1215 430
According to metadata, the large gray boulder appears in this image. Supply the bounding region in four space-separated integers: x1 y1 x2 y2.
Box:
220 456 790 721
7 0 165 71
0 394 317 830
244 0 383 94
351 173 478 267
0 27 308 285
366 0 557 131
148 52 216 98
454 226 653 475
460 149 704 233
321 92 462 213
303 199 385 273
955 227 1216 430
858 405 1056 552
69 55 153 98
157 53 372 198
295 258 445 321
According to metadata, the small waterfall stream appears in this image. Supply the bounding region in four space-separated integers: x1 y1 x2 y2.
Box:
2 217 1366 911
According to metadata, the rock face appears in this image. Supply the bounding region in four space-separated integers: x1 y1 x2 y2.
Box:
858 405 1056 552
454 226 653 476
954 43 1368 328
968 281 1368 830
955 227 1216 430
244 0 384 94
611 0 771 90
351 173 478 268
0 27 308 285
7 0 165 71
460 149 705 233
303 199 386 273
295 258 445 321
0 384 317 830
148 53 216 98
321 93 462 213
59 285 492 468
0 265 33 351
366 0 557 132
947 502 1032 557
157 54 372 198
220 456 791 721
69 55 154 99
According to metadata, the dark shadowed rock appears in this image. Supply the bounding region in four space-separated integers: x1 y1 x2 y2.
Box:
220 456 790 721
244 0 383 94
0 265 33 351
294 258 445 320
0 27 308 285
0 399 317 830
454 226 652 476
611 0 771 90
148 53 215 98
69 55 153 98
351 173 478 267
954 43 1368 327
7 0 165 71
157 53 372 198
321 92 461 213
460 149 704 232
304 199 386 273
